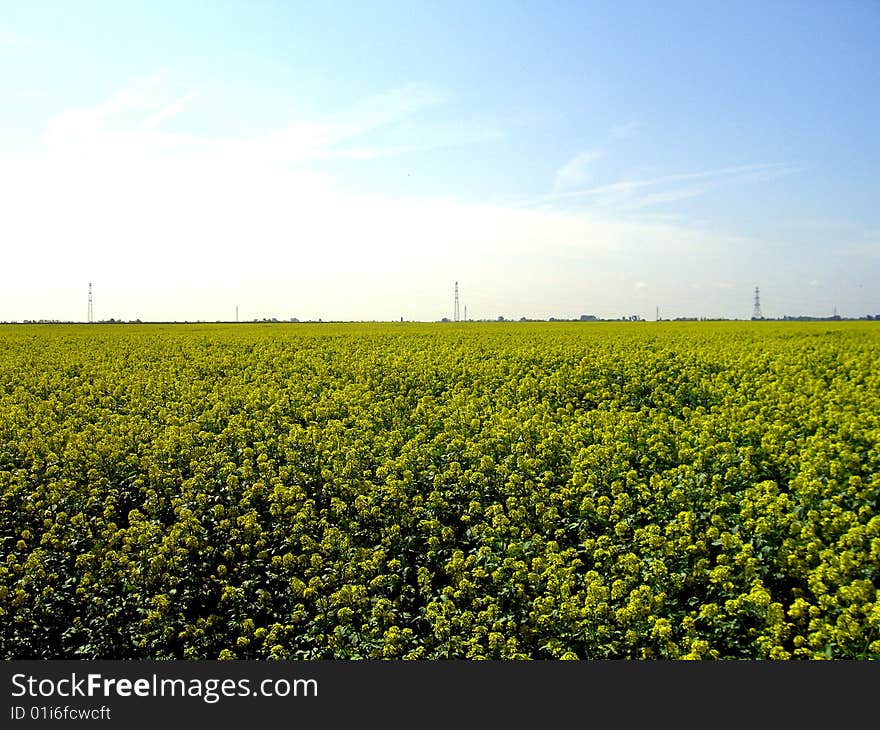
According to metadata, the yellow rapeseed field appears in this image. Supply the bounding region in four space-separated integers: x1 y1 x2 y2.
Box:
1 321 878 659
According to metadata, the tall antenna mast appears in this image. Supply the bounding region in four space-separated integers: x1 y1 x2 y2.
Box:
464 304 467 322
88 282 94 323
752 286 762 320
454 281 460 322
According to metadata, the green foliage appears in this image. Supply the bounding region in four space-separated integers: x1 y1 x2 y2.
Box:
1 321 878 659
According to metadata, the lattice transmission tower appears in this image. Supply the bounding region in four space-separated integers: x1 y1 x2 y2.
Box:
752 286 762 320
88 282 94 323
454 281 460 322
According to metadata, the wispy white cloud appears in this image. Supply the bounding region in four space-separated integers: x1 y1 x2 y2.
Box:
587 163 795 196
542 117 796 215
140 91 198 132
538 162 799 211
329 83 447 138
41 74 489 171
44 72 185 148
244 83 450 163
554 150 602 191
553 121 645 193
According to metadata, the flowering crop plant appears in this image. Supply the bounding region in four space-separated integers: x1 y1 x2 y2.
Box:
1 321 878 659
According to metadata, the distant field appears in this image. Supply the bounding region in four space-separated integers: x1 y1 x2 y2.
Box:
1 321 878 659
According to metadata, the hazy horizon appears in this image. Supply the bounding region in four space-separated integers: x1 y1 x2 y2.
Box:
1 2 877 323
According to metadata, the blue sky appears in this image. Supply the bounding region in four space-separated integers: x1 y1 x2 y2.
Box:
1 1 877 321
